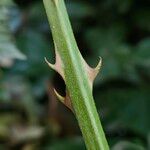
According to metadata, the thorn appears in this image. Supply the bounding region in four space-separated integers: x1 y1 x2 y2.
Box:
45 49 65 80
53 88 73 112
45 57 55 71
54 88 65 103
83 56 102 89
95 57 102 71
93 57 102 78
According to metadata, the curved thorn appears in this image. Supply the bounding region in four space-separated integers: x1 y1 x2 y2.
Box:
54 88 65 104
83 57 102 89
45 57 55 71
95 57 102 71
91 57 102 82
54 88 73 111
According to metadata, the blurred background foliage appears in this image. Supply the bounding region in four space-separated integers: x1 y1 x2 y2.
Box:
0 0 150 149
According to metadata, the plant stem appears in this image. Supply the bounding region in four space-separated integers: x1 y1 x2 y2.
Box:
43 0 109 149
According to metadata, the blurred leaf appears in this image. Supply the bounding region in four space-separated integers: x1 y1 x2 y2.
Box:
97 88 150 136
135 38 150 66
14 30 52 77
0 0 26 67
0 75 38 123
28 2 48 31
66 1 95 32
85 25 126 51
116 0 133 13
0 145 5 150
0 114 19 139
134 38 150 78
44 137 85 150
11 126 44 144
0 0 14 6
66 1 94 19
133 9 150 31
112 141 145 150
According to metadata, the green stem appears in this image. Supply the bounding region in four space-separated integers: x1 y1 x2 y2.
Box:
43 0 109 149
